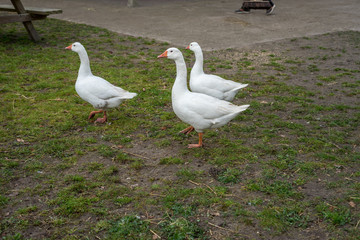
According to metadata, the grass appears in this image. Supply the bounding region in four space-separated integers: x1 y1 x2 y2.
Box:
0 19 359 239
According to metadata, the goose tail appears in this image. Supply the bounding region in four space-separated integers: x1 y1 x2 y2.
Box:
236 104 250 113
122 92 137 99
234 83 248 91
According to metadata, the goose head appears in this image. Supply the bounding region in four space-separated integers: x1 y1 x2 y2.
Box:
65 42 85 53
186 42 201 51
157 47 183 60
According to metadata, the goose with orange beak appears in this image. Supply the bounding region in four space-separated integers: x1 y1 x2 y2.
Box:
65 42 137 123
158 48 249 148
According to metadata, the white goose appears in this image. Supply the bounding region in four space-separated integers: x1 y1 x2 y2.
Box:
65 42 137 123
158 48 249 148
187 42 248 101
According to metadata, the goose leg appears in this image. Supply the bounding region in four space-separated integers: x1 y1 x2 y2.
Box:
188 132 203 148
88 110 107 123
88 110 103 120
180 126 194 135
95 111 107 124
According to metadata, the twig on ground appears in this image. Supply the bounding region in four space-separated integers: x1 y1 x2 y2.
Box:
205 184 217 196
208 222 235 233
208 222 250 238
188 180 217 195
150 229 161 239
189 180 201 185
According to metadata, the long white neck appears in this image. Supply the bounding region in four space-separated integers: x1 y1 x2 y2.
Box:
172 56 190 97
191 48 205 75
77 49 92 78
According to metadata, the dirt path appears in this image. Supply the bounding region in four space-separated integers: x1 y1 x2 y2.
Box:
13 0 360 50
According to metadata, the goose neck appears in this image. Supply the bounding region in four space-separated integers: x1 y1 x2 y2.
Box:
78 50 92 77
172 57 189 94
192 49 204 75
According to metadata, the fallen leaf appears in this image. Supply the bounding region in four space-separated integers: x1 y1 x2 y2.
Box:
49 98 65 101
211 212 221 216
349 201 356 208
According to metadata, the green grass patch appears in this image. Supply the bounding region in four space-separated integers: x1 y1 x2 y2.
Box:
108 215 151 239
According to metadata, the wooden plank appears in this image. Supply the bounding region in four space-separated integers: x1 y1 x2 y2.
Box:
11 0 26 13
0 4 62 15
10 0 40 42
0 13 31 24
1 0 63 42
0 12 47 22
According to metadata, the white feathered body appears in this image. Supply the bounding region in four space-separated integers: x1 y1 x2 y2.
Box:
70 42 136 110
190 72 248 101
75 75 136 109
188 42 247 101
172 90 249 132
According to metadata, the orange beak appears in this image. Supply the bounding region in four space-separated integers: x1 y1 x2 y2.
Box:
65 44 72 50
157 50 168 58
186 45 190 49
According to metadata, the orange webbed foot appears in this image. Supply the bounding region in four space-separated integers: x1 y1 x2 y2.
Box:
188 143 203 148
180 126 194 135
88 110 104 120
188 132 204 148
88 110 107 124
94 117 107 124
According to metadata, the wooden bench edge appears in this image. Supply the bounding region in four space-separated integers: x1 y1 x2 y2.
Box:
0 4 62 15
